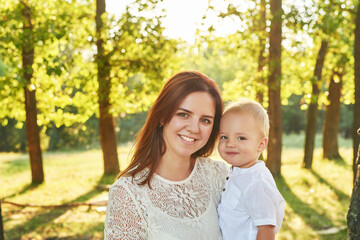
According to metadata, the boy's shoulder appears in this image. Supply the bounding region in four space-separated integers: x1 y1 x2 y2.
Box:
231 162 274 189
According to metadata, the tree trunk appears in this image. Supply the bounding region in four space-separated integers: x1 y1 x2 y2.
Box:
347 128 360 239
96 0 120 175
21 1 44 184
256 0 266 104
323 71 342 160
0 201 3 240
303 40 328 169
353 1 360 184
266 0 282 176
0 124 10 152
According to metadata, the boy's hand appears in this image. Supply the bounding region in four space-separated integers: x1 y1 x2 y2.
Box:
256 225 275 240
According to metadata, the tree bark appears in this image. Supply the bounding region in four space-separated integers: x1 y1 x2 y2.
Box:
266 0 282 176
256 0 266 104
303 40 328 169
96 0 120 175
353 1 360 184
21 1 44 183
0 124 10 152
347 128 360 239
0 201 3 240
323 71 342 160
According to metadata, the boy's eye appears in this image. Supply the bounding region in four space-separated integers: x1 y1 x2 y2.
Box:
237 136 246 140
220 135 228 140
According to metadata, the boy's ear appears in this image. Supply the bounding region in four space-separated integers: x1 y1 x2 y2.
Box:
258 137 268 152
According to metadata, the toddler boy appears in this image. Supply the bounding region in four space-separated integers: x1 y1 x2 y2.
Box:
217 98 285 240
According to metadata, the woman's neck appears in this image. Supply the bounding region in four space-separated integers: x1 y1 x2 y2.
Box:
155 155 196 181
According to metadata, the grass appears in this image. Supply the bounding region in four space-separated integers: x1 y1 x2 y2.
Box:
0 135 354 239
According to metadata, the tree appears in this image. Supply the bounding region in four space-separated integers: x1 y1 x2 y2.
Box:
21 0 44 183
323 68 344 160
266 0 283 176
95 0 119 174
303 40 328 169
256 0 267 104
347 127 360 239
353 0 360 183
0 0 96 183
92 0 178 175
0 202 3 240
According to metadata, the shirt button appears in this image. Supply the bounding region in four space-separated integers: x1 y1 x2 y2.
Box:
226 177 229 180
222 188 226 192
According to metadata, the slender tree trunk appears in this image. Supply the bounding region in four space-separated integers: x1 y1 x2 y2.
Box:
0 201 3 240
256 0 266 104
303 40 328 169
256 0 267 162
347 128 360 239
266 0 282 176
0 124 10 152
353 1 360 184
21 1 44 183
96 0 120 175
323 71 342 160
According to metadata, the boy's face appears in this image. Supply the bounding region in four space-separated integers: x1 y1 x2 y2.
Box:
218 111 267 168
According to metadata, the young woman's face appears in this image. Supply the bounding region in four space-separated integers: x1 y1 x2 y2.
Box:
162 91 215 161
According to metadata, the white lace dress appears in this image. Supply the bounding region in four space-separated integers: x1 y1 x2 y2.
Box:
104 157 228 240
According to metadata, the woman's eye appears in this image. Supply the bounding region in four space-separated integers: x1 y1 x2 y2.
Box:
177 112 188 118
237 136 246 140
201 118 211 124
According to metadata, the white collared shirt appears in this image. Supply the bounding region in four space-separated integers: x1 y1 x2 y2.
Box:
217 161 285 240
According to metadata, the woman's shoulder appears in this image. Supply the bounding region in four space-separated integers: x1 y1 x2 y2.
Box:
109 175 133 193
111 168 148 188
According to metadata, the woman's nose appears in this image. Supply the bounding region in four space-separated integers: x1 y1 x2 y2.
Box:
187 119 200 133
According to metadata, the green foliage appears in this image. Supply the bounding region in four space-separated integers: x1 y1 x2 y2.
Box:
117 111 147 143
0 0 97 127
282 95 306 134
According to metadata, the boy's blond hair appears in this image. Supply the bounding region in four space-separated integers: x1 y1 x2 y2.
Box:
223 98 270 138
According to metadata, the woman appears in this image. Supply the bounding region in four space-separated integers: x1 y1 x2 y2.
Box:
104 71 228 240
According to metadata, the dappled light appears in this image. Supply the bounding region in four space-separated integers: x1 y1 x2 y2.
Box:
0 0 359 239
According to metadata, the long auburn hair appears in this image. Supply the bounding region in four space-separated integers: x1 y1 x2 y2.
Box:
118 71 223 186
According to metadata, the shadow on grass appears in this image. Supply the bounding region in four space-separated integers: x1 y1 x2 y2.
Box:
310 169 350 201
98 174 118 185
4 174 110 240
324 156 348 167
276 175 334 236
1 157 29 175
42 221 104 240
318 228 347 240
2 182 42 200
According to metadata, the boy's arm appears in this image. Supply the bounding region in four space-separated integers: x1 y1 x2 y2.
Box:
256 225 275 240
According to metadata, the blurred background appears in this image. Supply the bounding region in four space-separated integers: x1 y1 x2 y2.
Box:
1 0 359 239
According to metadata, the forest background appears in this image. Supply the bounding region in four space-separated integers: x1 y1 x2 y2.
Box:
1 0 360 239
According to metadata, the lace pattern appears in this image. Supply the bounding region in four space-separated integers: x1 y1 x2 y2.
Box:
104 157 228 240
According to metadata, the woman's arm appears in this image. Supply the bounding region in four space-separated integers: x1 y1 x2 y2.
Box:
256 225 275 240
104 183 147 240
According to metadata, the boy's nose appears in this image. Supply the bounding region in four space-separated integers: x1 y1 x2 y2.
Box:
226 139 235 147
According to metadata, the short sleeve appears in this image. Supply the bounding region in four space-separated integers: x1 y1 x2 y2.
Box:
104 181 147 240
242 180 278 227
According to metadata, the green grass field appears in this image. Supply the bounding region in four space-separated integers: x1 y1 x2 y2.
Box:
0 134 354 239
